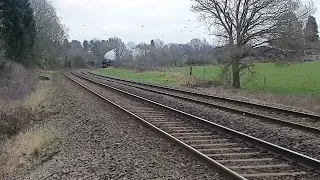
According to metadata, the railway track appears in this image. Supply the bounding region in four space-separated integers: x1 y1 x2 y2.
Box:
80 70 320 135
64 71 320 180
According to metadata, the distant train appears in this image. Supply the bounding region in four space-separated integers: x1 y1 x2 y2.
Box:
101 59 111 68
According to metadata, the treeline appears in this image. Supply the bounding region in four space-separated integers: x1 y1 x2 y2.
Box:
65 37 216 69
66 13 320 69
0 0 68 69
120 38 216 68
62 37 125 68
269 15 319 57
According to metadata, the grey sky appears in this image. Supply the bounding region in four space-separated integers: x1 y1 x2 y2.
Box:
53 0 320 44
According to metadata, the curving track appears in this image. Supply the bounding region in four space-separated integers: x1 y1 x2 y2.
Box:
80 70 320 135
64 70 320 180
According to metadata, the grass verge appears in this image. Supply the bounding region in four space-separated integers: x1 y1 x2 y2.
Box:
94 68 190 86
93 62 320 112
95 61 320 95
0 70 57 178
167 62 320 95
0 127 58 178
0 70 54 138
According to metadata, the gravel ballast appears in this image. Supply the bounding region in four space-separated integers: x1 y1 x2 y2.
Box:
89 71 319 114
19 72 224 180
81 72 320 161
84 72 320 128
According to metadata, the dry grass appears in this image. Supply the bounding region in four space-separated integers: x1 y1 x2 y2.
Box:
0 106 35 137
239 91 320 113
0 62 37 112
185 78 223 88
0 127 58 178
23 71 55 111
0 66 54 138
0 67 57 179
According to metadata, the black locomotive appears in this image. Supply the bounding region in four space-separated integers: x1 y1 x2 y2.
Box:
101 59 111 68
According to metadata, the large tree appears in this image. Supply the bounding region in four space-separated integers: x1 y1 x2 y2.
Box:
270 12 305 56
83 40 89 52
0 0 36 65
62 39 71 68
30 0 68 68
191 0 315 88
304 15 319 42
90 37 124 64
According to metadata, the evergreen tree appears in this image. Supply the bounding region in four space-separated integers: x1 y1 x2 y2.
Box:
270 12 304 55
1 0 16 59
304 16 319 42
83 40 89 52
63 39 71 68
0 0 36 65
20 0 36 64
150 40 155 48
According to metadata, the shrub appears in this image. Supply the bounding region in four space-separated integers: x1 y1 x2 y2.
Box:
0 62 38 138
0 62 37 103
0 106 34 136
71 55 87 68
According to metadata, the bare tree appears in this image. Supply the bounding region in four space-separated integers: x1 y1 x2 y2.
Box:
114 41 128 61
114 39 215 69
30 0 69 68
270 12 305 56
0 40 7 72
191 0 315 88
62 39 71 68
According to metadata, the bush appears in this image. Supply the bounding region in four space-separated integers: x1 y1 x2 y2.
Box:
0 45 7 72
185 58 212 66
0 62 37 103
71 55 87 68
0 106 34 136
0 62 38 139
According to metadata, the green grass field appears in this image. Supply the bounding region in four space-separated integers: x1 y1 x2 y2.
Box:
94 68 186 86
94 61 320 95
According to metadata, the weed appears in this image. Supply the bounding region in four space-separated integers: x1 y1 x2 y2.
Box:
0 127 58 178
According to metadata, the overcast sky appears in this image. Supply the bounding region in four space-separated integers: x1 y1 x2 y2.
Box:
52 0 320 44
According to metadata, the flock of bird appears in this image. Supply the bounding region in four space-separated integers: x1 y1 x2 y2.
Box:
82 19 208 39
139 19 207 38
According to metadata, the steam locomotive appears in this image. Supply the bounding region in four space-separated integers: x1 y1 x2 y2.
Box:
101 59 111 68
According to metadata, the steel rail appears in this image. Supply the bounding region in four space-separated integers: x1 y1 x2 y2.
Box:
69 71 320 174
63 71 247 180
82 70 320 135
87 70 320 120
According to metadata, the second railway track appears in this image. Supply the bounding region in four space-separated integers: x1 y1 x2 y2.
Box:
65 71 320 180
80 70 320 135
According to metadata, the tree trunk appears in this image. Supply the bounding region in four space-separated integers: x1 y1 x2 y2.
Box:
64 54 68 68
232 59 240 88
